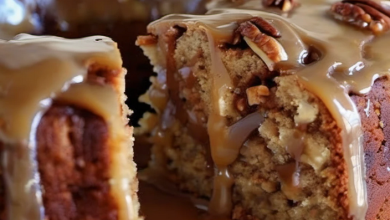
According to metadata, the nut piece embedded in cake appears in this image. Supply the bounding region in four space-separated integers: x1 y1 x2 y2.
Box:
262 0 299 12
233 17 287 71
136 35 158 46
246 85 270 106
330 0 390 34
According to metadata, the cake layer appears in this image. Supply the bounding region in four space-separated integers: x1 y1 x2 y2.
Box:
37 104 118 220
137 0 390 219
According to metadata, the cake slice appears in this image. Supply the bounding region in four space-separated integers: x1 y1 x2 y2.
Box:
136 1 390 219
0 34 141 220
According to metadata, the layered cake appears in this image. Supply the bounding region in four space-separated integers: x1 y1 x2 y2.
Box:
0 34 140 220
136 0 390 219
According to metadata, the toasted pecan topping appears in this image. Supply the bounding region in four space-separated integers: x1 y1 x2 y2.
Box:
331 0 390 34
233 17 287 70
233 17 281 45
262 0 299 12
136 35 158 46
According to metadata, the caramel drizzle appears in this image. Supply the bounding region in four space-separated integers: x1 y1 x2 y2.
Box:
205 27 265 216
0 34 136 220
143 21 265 217
277 124 307 198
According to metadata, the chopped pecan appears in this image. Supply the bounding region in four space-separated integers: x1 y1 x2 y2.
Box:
331 0 390 34
246 85 270 106
262 0 299 12
136 35 158 46
233 17 287 71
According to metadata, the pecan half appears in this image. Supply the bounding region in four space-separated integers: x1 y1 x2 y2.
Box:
233 17 287 71
262 0 299 12
331 0 390 34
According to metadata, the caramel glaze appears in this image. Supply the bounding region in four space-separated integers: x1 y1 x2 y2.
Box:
0 34 137 220
143 0 390 218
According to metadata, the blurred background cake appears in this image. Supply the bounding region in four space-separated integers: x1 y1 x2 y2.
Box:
0 34 141 220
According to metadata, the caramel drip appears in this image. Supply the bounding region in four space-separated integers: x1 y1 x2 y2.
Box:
0 34 136 220
204 28 235 216
204 27 265 217
278 124 307 198
276 163 300 196
285 130 305 162
209 167 234 216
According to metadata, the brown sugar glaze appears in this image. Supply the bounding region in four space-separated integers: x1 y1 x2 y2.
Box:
140 0 390 219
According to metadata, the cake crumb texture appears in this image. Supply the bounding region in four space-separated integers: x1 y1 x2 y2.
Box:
139 25 350 220
37 104 118 220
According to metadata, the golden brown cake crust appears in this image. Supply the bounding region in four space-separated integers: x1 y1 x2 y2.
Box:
351 76 390 220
